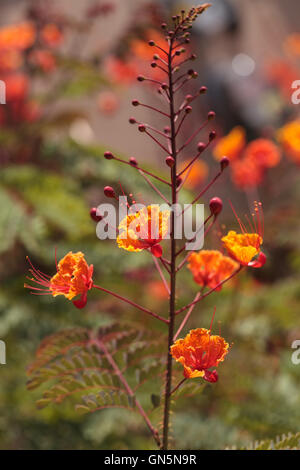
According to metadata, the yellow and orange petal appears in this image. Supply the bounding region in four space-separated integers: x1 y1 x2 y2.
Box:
213 126 246 162
221 230 262 266
244 138 281 168
171 328 229 379
50 252 93 300
117 205 170 253
188 250 239 290
277 120 300 164
0 22 36 51
179 160 208 189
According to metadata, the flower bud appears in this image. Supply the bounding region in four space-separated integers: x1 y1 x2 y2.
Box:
207 111 215 120
161 23 167 30
164 126 171 134
151 244 162 258
185 94 193 102
90 207 103 222
209 130 216 141
185 105 192 114
166 156 175 167
176 177 183 187
104 151 114 160
132 99 139 106
153 54 159 60
129 157 138 166
129 117 136 124
137 75 145 82
138 124 146 132
151 61 157 68
148 40 155 46
161 83 168 90
199 86 207 94
104 186 115 198
190 54 197 61
197 142 206 152
220 156 230 171
209 197 223 216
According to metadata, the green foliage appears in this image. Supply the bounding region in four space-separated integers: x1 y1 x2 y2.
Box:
27 324 166 418
230 432 300 450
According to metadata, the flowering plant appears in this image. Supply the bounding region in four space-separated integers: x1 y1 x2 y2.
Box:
25 5 266 450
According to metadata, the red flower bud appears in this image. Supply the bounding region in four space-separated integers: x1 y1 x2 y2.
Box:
104 151 114 160
148 40 155 46
132 100 139 106
199 86 207 94
104 186 115 198
90 207 103 222
185 94 193 102
137 75 145 82
176 177 183 187
203 370 218 383
138 124 146 132
129 157 137 166
166 156 175 167
151 244 163 258
129 117 136 124
161 83 168 90
151 61 157 68
164 126 171 134
209 197 223 216
197 142 206 152
207 111 215 120
220 156 230 171
185 105 192 114
209 130 216 141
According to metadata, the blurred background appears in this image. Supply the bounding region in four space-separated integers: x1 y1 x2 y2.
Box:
0 0 300 450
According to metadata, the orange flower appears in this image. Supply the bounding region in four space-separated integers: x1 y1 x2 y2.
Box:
178 160 208 188
5 74 29 101
117 205 170 258
0 22 36 51
41 24 63 47
231 158 264 189
244 138 281 168
277 120 300 164
213 126 245 162
171 328 229 382
25 252 93 309
105 57 139 85
187 250 239 290
30 49 56 72
221 202 266 268
131 29 166 62
0 49 23 72
284 33 300 56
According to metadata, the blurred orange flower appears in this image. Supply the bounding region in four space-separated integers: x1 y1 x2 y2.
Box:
171 328 229 382
277 120 300 164
117 205 170 258
213 126 245 161
0 49 23 72
105 57 139 85
5 74 29 101
284 33 300 56
187 250 239 290
30 49 56 72
231 158 263 189
179 160 208 188
97 90 119 115
41 23 63 47
25 252 93 309
131 29 166 62
244 138 281 168
0 22 36 50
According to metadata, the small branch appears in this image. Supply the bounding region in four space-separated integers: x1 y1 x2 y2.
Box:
173 291 201 341
175 213 213 260
177 119 209 154
144 130 170 154
93 285 169 324
138 103 170 118
181 170 222 215
111 155 171 186
96 338 161 448
152 255 170 296
169 378 187 396
175 267 243 315
139 170 171 205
